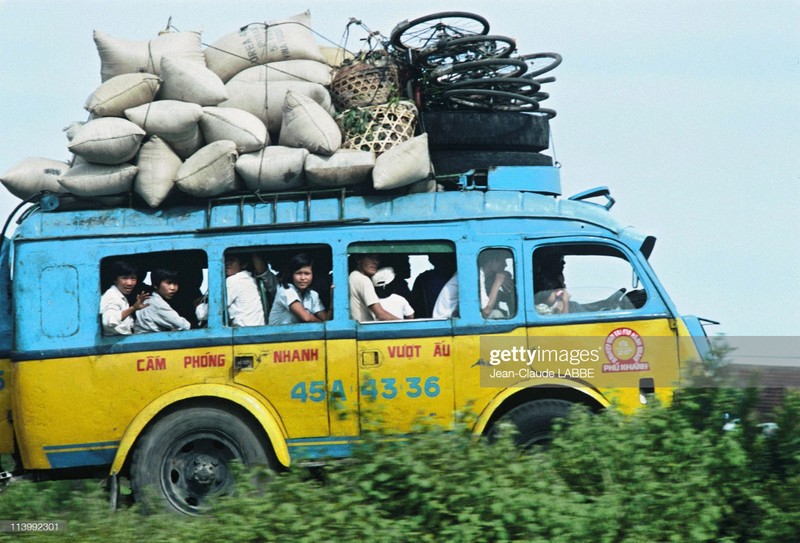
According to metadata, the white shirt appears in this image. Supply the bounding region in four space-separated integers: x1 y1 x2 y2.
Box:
349 270 380 321
432 273 459 319
268 284 325 325
226 270 266 327
379 294 414 319
134 292 191 333
100 285 134 335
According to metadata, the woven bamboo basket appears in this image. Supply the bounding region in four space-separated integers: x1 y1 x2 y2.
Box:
337 101 418 156
330 54 400 110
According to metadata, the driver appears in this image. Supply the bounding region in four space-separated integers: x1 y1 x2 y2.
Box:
533 250 573 314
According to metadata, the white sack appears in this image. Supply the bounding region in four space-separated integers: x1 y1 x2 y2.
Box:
57 163 138 197
235 146 308 191
158 56 227 106
1 157 70 199
278 91 341 156
174 140 238 197
304 149 375 187
372 133 432 190
200 106 268 153
85 73 161 117
220 80 333 134
135 136 182 207
125 100 204 159
229 60 332 86
204 11 326 82
68 117 146 165
94 30 204 82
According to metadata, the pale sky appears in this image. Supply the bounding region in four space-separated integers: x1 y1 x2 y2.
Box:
1 0 798 344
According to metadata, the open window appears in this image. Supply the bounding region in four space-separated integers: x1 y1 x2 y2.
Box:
348 241 457 321
99 250 207 335
477 248 517 320
532 244 647 316
223 244 332 326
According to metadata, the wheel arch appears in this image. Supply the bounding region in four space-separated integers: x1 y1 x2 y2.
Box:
473 383 608 436
110 384 291 477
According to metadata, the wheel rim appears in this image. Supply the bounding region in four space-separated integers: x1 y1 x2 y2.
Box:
160 430 245 515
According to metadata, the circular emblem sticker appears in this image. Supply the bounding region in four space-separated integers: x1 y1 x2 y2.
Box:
604 328 644 364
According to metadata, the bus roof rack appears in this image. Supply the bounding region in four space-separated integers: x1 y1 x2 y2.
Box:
456 166 561 196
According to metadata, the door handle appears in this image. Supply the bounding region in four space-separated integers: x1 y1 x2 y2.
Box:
234 355 255 371
360 350 380 368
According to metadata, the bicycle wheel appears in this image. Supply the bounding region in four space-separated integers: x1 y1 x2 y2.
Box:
447 76 541 97
519 52 563 78
443 88 541 112
416 35 516 68
429 58 528 86
390 11 490 52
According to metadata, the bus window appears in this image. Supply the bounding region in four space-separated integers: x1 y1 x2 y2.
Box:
99 250 207 335
532 244 648 315
224 245 333 326
478 248 517 319
348 241 456 321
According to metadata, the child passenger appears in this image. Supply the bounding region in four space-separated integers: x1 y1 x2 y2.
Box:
100 259 150 335
372 267 415 320
134 268 191 333
268 254 331 324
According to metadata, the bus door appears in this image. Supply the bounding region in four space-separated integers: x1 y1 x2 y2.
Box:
349 242 457 433
523 239 680 406
355 319 455 433
227 246 330 439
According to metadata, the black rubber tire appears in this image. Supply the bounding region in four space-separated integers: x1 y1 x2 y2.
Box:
390 11 490 52
519 52 563 78
422 110 550 151
130 405 271 515
491 399 574 448
443 89 540 112
430 150 553 176
429 58 528 86
416 35 516 68
447 76 541 96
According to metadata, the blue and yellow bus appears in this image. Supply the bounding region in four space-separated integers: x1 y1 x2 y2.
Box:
0 165 709 514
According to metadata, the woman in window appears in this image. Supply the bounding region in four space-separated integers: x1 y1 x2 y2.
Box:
268 253 331 324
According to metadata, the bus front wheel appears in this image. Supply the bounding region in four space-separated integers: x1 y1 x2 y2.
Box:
130 405 270 515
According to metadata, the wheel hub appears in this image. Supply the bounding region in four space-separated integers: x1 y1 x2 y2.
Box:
190 454 220 486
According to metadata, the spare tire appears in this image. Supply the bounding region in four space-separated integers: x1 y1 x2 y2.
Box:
430 149 553 176
421 110 549 152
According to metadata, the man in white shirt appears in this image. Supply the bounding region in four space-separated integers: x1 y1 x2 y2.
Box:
100 259 150 335
432 272 459 319
348 254 399 322
225 254 266 327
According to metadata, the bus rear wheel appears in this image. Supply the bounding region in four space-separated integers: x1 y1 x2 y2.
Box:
491 399 573 448
130 405 270 515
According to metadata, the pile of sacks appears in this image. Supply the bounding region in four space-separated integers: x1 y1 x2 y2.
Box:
1 11 434 209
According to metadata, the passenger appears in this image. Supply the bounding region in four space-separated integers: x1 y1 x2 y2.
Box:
431 272 459 319
533 252 572 314
100 259 150 335
268 253 331 324
409 253 456 318
225 254 265 327
479 249 516 319
133 268 191 333
252 252 279 321
348 253 399 322
379 254 413 301
372 267 415 320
